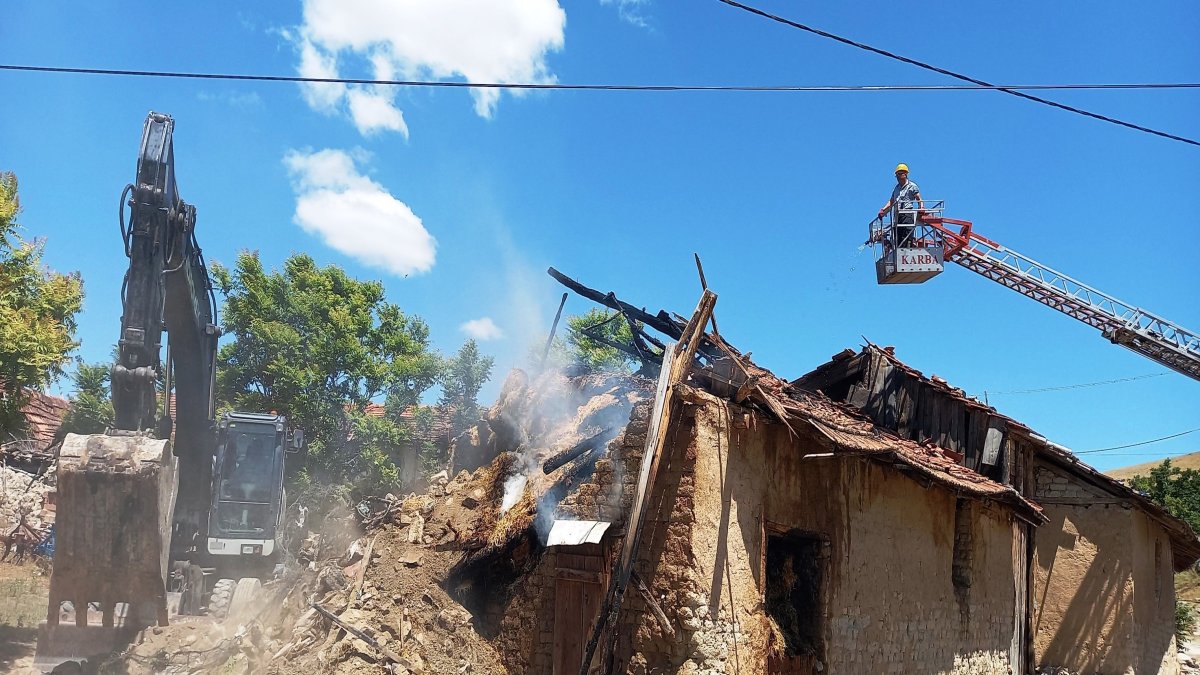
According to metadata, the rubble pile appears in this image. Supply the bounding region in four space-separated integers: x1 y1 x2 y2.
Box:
95 368 649 675
1 464 54 531
270 369 649 674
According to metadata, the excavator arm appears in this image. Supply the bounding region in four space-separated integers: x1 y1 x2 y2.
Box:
112 113 221 547
37 113 222 666
112 112 219 440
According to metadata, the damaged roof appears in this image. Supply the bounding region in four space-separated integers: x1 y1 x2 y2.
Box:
690 335 1047 524
794 343 1200 570
544 268 1197 564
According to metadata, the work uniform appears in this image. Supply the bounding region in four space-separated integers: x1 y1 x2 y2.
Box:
890 179 920 246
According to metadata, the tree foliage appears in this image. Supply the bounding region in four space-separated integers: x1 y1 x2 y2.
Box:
1177 600 1196 645
0 171 83 432
564 308 638 373
59 361 114 436
212 252 440 488
1129 458 1200 534
438 339 494 437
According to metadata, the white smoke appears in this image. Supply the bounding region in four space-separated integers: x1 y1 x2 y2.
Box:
500 474 526 513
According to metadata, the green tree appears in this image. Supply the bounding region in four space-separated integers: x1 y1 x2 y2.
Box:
438 339 494 438
212 252 440 489
0 171 84 432
1129 458 1200 534
564 308 639 373
409 405 444 478
59 361 114 435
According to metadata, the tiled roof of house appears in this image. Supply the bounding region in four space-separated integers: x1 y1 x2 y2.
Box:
794 343 1200 570
694 335 1046 523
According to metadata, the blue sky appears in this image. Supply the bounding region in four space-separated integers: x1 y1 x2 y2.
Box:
1 0 1196 471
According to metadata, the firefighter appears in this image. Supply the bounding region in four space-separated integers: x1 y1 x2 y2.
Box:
877 163 923 247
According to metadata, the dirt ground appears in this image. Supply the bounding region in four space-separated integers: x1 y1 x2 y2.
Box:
0 558 50 673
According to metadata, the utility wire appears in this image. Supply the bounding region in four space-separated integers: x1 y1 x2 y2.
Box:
1074 427 1200 455
1090 449 1196 458
985 372 1169 395
714 0 1200 147
0 64 1198 94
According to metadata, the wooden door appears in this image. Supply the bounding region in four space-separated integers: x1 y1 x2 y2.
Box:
552 550 605 675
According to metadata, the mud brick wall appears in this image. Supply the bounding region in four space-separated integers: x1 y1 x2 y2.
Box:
508 400 652 674
1032 459 1180 675
493 546 565 674
617 399 713 674
558 399 652 526
642 388 1024 675
1034 464 1111 502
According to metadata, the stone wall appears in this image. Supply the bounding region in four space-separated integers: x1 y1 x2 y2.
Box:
1032 459 1180 675
498 399 652 675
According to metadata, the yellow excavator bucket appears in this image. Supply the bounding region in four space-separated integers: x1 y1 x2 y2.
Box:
35 433 177 666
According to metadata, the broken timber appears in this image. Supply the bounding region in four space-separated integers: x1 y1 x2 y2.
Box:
311 603 415 670
578 288 716 675
539 292 569 371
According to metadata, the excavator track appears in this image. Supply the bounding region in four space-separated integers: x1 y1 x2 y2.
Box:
35 433 176 667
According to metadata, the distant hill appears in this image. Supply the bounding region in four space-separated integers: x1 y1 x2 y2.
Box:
1105 452 1200 482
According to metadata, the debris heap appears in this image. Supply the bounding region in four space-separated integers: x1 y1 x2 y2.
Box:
97 367 650 675
1 464 54 532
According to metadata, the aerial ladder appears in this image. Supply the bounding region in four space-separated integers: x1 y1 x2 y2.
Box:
868 203 1200 382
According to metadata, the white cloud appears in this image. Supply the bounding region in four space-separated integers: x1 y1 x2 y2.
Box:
601 0 652 28
196 90 263 110
297 37 346 112
460 317 505 341
292 0 566 132
346 88 408 136
284 148 436 276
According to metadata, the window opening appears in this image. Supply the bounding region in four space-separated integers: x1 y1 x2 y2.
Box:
765 532 825 658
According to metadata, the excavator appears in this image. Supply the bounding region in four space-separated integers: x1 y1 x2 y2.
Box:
868 202 1200 382
35 112 302 667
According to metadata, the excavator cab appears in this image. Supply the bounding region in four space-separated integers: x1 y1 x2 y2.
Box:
206 412 290 567
868 201 947 284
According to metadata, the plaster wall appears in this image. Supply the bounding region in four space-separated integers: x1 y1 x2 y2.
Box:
1032 460 1179 675
619 391 1023 675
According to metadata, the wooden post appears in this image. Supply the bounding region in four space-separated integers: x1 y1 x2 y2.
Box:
578 289 716 675
693 253 719 336
539 292 569 372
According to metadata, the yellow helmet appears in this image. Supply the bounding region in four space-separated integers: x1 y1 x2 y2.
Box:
895 163 909 174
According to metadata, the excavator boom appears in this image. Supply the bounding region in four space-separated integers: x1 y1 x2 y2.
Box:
37 112 221 667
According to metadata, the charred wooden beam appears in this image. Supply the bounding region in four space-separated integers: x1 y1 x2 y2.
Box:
548 267 683 340
542 428 620 475
548 267 723 364
693 253 720 336
580 323 662 366
539 292 569 371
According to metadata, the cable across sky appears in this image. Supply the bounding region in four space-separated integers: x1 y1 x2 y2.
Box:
1 63 1197 94
714 0 1200 147
985 372 1169 396
2 59 1196 146
1074 427 1200 455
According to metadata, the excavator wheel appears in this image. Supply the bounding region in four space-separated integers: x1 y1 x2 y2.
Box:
228 578 263 621
209 578 236 619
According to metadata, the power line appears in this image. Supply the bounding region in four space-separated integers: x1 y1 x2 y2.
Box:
1074 427 1200 455
985 372 1169 395
0 63 1197 94
1090 449 1197 458
714 0 1200 147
